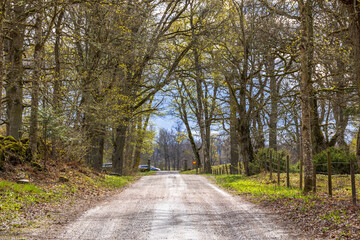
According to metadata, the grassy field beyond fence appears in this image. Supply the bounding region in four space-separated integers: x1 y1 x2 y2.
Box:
183 163 360 202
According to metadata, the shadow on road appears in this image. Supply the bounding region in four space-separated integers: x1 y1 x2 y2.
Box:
156 171 179 175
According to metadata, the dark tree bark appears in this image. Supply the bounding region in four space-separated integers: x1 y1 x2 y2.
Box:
299 0 314 193
113 119 129 175
0 1 5 120
53 9 64 111
228 75 239 174
5 0 25 140
268 55 278 151
29 0 44 156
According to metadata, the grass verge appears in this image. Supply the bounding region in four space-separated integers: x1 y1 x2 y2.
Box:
0 169 147 238
211 173 360 239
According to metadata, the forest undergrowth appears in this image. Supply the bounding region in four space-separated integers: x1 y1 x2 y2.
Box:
0 160 150 239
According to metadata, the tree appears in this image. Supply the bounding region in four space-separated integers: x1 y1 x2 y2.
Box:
298 0 315 192
5 0 26 140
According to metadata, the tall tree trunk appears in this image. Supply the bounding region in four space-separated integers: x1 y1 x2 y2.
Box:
0 1 4 119
330 59 348 149
132 101 152 169
340 1 360 98
177 87 201 169
268 55 278 150
29 0 43 156
5 0 25 140
53 9 64 111
310 91 326 154
88 125 105 171
228 76 239 174
299 0 314 193
124 122 135 174
112 118 129 175
253 112 265 150
193 46 211 173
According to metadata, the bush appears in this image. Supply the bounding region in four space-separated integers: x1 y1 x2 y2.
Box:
313 147 357 174
250 148 297 175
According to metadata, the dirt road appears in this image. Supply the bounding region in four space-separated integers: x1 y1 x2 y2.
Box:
58 172 301 239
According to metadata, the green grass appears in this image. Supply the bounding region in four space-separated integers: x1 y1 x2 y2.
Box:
184 161 360 199
214 175 311 200
181 169 199 174
0 173 143 231
98 175 136 188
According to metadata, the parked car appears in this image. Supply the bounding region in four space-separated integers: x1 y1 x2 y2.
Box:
102 163 112 168
138 165 161 171
150 166 161 171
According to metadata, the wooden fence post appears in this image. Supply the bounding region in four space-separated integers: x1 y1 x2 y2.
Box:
277 152 280 186
286 155 290 188
269 150 273 180
327 151 332 197
225 165 229 174
350 158 357 206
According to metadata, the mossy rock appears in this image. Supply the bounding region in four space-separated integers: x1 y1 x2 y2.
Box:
20 138 29 145
4 136 17 143
4 143 25 165
4 143 26 154
0 135 5 141
31 161 43 171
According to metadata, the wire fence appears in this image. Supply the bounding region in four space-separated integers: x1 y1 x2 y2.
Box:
209 151 359 206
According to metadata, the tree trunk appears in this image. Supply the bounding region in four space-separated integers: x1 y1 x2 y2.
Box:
330 58 348 149
29 0 43 156
124 122 136 174
238 118 253 176
132 102 152 169
193 46 211 173
229 76 239 174
53 9 64 111
268 55 278 151
238 65 254 176
5 0 25 140
299 0 314 193
310 91 326 154
87 125 105 171
178 92 201 169
341 1 360 99
112 119 129 175
0 2 4 119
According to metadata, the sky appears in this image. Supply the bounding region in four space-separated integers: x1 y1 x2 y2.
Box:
150 114 177 131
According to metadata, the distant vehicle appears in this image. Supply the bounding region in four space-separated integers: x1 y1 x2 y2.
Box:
150 166 161 171
102 163 112 168
138 165 161 171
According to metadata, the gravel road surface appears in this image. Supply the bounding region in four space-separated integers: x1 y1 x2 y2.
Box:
58 172 301 240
